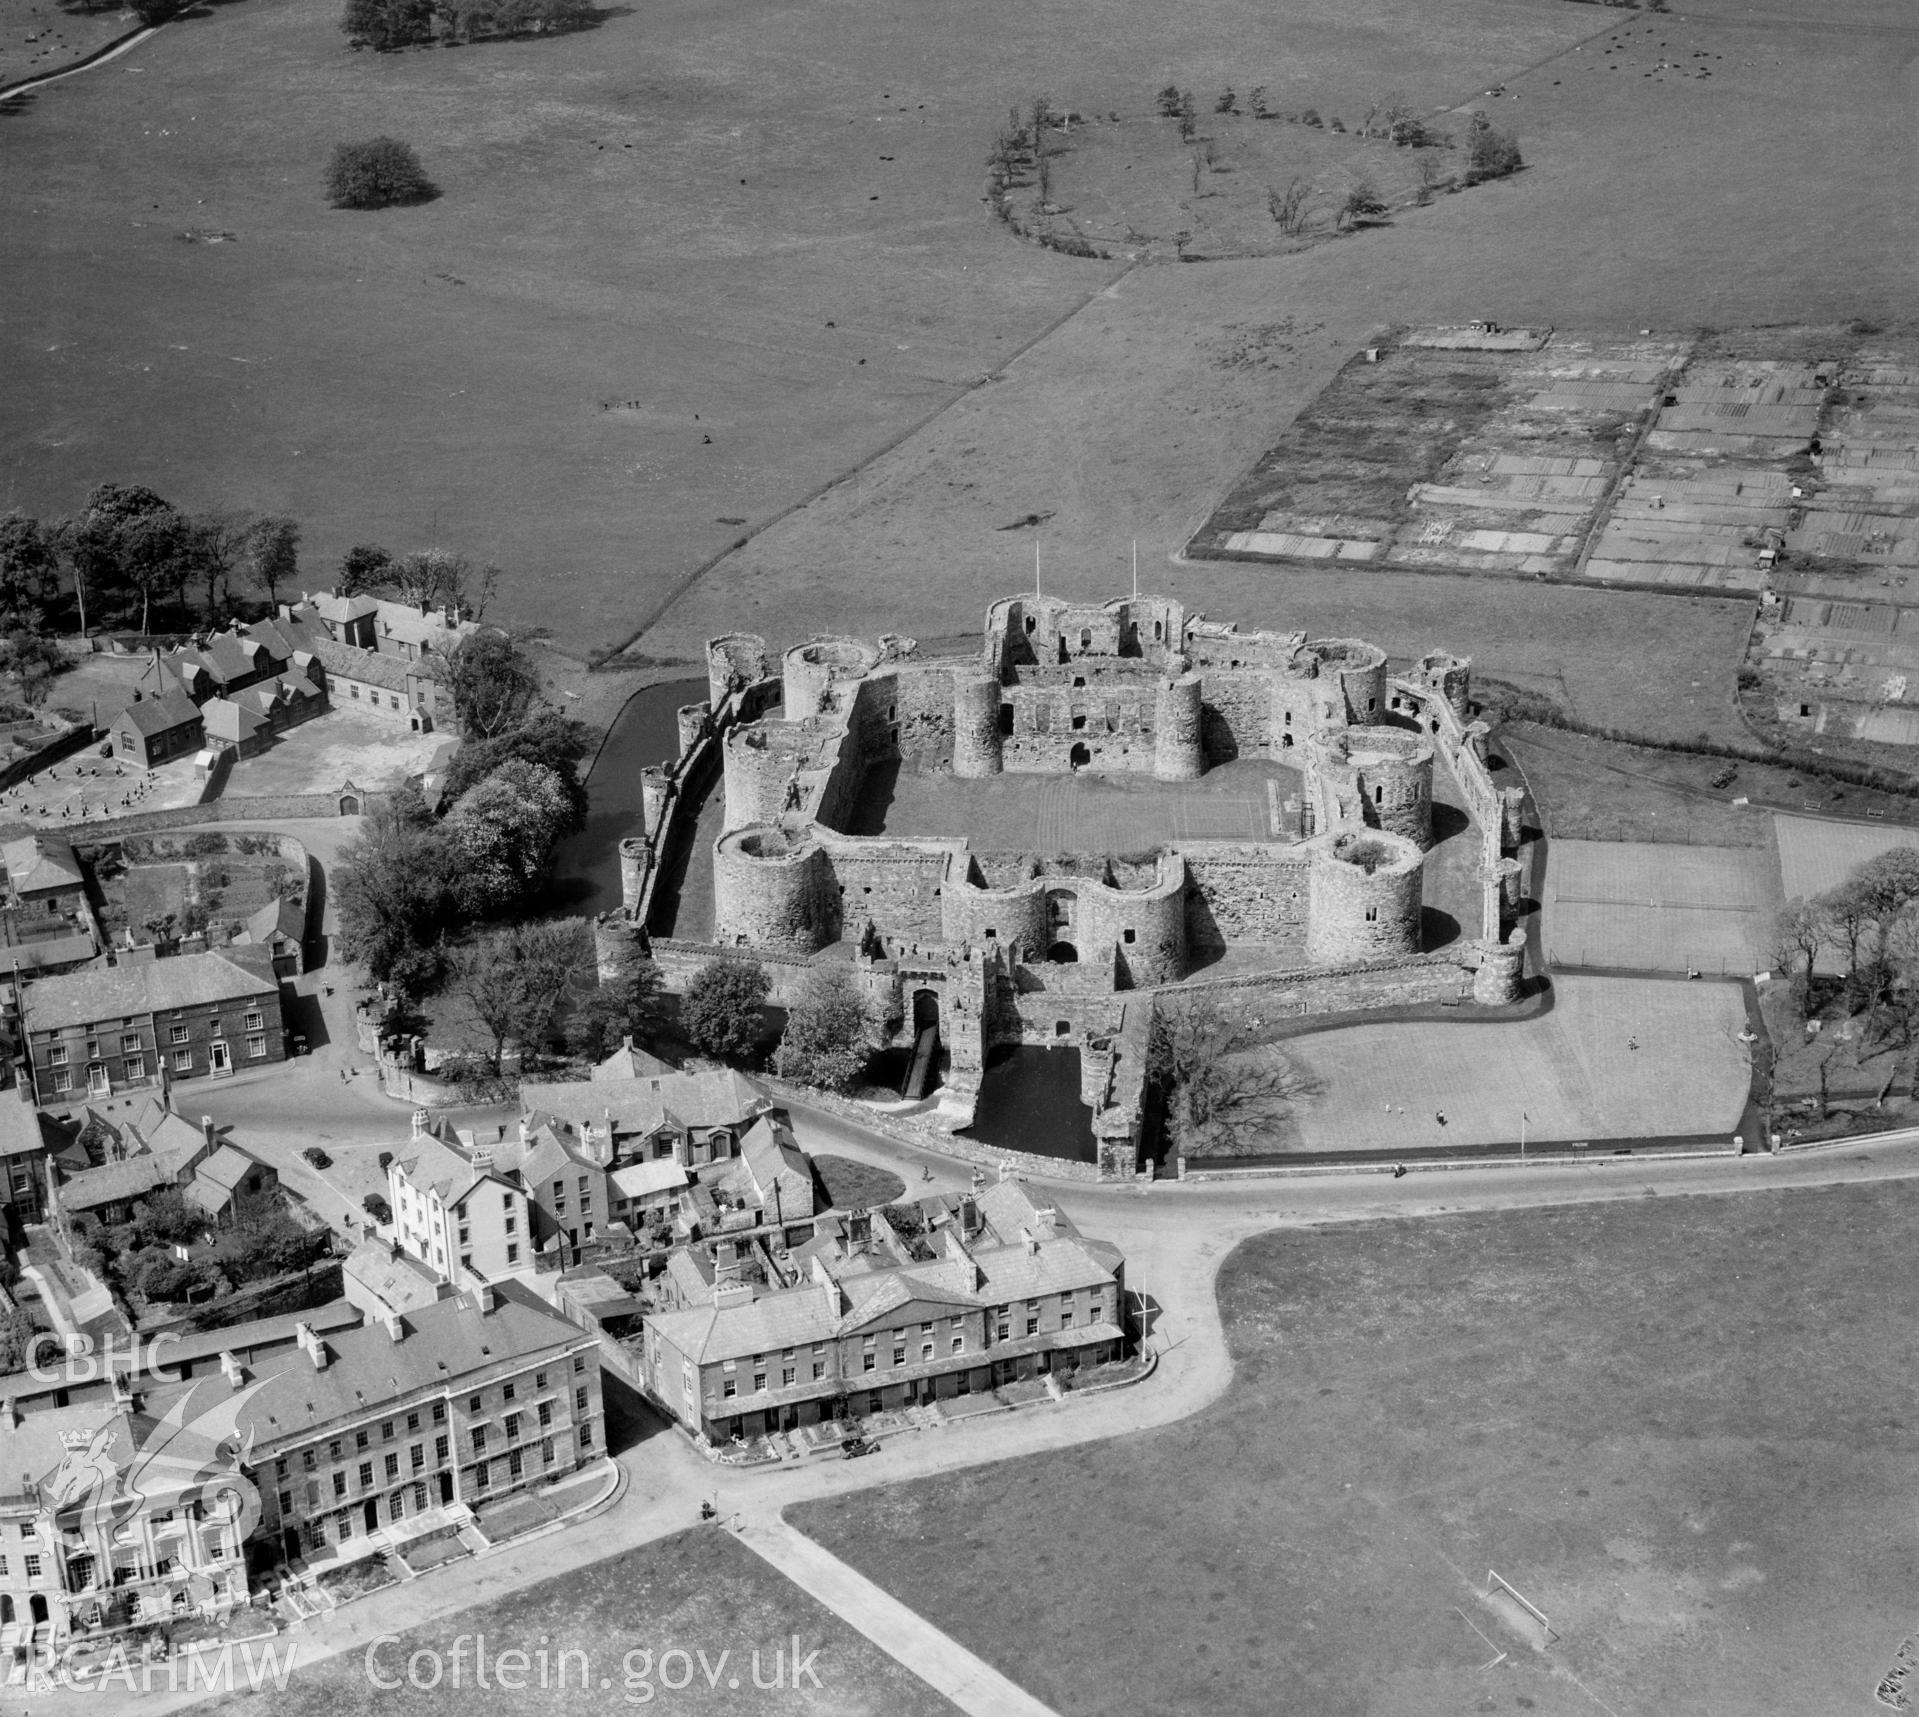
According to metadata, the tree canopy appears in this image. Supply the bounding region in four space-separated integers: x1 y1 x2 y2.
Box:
326 137 437 209
566 936 666 1061
445 919 595 1072
1148 994 1321 1158
776 967 872 1092
447 629 542 740
439 708 590 828
444 757 575 917
682 958 771 1063
334 790 455 992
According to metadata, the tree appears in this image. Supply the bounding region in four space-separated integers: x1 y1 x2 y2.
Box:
1337 177 1387 231
437 707 589 827
334 790 455 991
245 515 300 607
64 483 183 633
566 937 666 1061
444 920 594 1072
681 958 770 1063
1774 898 1829 1017
326 137 436 209
339 543 393 595
1464 112 1522 184
447 628 542 740
342 0 435 48
1148 994 1321 1158
188 508 254 622
0 1308 40 1375
1156 85 1183 119
443 757 574 916
0 514 62 632
776 967 873 1092
135 1185 204 1248
1267 178 1309 236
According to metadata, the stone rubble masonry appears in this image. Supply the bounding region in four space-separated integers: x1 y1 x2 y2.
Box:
615 595 1532 1178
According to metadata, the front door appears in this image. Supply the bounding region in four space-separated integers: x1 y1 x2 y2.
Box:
363 1498 379 1533
438 1472 453 1506
86 1064 109 1097
210 1041 231 1076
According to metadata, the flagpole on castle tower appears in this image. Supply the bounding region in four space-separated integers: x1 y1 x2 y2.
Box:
1132 539 1139 600
1035 537 1041 599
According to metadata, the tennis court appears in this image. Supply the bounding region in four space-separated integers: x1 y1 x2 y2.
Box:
1543 839 1779 973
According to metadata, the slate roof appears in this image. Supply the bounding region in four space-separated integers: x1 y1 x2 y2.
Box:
23 948 278 1031
0 1096 58 1160
342 1243 448 1316
114 692 203 739
2 835 84 896
202 698 267 745
311 637 412 692
220 1281 584 1448
58 1154 171 1211
609 1158 689 1201
194 1143 264 1194
524 1068 767 1139
244 897 304 948
592 1041 673 1082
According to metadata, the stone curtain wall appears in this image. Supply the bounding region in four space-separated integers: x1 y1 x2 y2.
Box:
1182 846 1313 954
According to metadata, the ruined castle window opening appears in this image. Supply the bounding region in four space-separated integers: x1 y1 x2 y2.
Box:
1122 928 1136 944
998 704 1013 735
1048 942 1078 964
1365 907 1378 923
1374 785 1384 805
1070 715 1087 731
1073 675 1086 688
1079 629 1092 649
1069 742 1091 768
1025 616 1037 635
1055 1020 1071 1036
1153 622 1162 640
984 928 997 938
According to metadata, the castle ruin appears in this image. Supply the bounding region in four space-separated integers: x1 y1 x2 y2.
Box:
620 595 1528 1178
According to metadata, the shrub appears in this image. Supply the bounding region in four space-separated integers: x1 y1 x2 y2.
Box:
1300 108 1322 128
342 0 434 47
326 138 437 210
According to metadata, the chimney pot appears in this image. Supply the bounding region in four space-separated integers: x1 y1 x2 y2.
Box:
384 1313 404 1343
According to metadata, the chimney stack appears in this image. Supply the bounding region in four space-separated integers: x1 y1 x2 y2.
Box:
201 1114 215 1149
383 1313 405 1343
411 1108 430 1140
295 1321 329 1370
220 1351 244 1390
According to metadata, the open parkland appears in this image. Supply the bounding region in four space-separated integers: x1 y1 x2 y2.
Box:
5 0 1919 1708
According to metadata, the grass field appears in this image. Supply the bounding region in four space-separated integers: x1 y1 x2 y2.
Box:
794 1179 1919 1716
212 1524 959 1716
0 0 1599 658
1500 725 1919 842
1276 971 1750 1152
0 0 136 88
5 0 1911 687
1542 837 1779 974
1774 812 1919 904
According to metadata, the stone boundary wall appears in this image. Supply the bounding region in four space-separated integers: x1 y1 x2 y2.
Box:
648 936 820 1002
0 720 94 795
69 789 378 838
1165 950 1476 1013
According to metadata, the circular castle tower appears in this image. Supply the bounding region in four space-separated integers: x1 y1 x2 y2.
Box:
1153 673 1205 781
712 825 828 953
952 671 1004 778
1306 829 1424 964
1416 650 1472 723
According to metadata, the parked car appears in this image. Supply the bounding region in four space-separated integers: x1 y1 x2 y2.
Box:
362 1193 392 1224
840 1437 878 1460
302 1147 331 1169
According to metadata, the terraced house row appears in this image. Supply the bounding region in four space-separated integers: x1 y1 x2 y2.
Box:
642 1177 1126 1441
